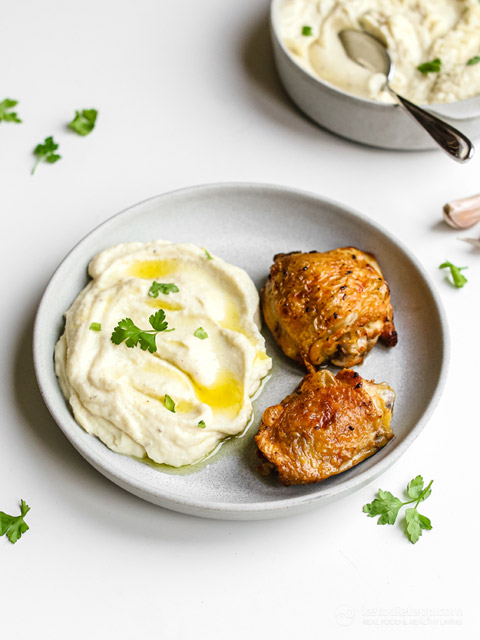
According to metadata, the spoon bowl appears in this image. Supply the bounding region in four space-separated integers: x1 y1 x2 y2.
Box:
339 29 393 80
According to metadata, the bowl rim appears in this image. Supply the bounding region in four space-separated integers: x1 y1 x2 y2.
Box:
33 181 450 518
269 0 480 115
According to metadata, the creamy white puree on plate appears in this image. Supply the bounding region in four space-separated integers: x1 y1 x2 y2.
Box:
55 241 272 467
278 0 480 104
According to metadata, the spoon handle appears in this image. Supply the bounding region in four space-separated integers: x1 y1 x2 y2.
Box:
388 88 474 162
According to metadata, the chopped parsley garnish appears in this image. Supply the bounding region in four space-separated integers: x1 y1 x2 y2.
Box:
204 248 213 260
0 499 30 544
194 327 208 339
363 475 433 544
0 98 21 123
148 281 179 297
198 420 206 429
164 394 175 412
302 25 313 36
68 109 98 136
439 260 468 288
111 309 173 353
467 55 480 66
417 58 442 74
31 136 61 174
89 322 102 331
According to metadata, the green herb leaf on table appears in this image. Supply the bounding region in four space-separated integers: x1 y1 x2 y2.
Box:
198 420 206 429
362 489 403 525
467 56 480 66
32 136 61 175
406 474 430 500
302 25 313 36
148 281 179 298
363 476 433 544
0 499 30 544
164 394 175 412
0 98 21 123
417 58 442 74
89 322 101 331
439 261 468 288
111 310 173 354
68 109 98 136
194 327 208 339
405 508 432 544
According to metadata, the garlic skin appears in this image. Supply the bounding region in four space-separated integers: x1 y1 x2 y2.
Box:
443 193 480 229
460 237 480 248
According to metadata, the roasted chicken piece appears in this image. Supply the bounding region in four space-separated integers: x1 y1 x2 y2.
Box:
262 248 397 371
255 369 394 486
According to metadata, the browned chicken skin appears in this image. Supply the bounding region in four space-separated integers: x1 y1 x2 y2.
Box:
262 248 397 371
255 369 395 486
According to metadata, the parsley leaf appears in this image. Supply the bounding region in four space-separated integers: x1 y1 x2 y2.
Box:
68 109 98 136
111 317 148 349
417 58 442 74
32 136 61 175
302 25 313 36
164 394 175 412
0 499 30 544
406 475 432 501
194 327 208 339
149 309 170 332
363 476 433 544
439 261 468 288
467 56 480 66
111 310 173 353
204 248 213 260
362 490 403 525
89 322 101 331
405 508 432 544
0 98 21 123
148 281 179 298
198 420 206 428
406 474 426 500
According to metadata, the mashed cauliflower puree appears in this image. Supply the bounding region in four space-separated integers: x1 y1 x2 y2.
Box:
279 0 480 104
55 241 272 467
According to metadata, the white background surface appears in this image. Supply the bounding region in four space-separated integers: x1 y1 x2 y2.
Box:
1 0 478 637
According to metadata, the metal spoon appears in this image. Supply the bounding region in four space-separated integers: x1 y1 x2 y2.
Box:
339 29 474 162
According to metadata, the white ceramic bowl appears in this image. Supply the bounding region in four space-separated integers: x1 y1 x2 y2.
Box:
270 0 480 150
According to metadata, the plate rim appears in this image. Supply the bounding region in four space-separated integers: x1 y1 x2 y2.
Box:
33 181 450 518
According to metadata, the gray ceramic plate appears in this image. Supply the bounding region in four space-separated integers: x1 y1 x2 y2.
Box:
33 183 448 519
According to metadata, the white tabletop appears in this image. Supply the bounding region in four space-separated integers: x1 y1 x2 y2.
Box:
1 0 477 637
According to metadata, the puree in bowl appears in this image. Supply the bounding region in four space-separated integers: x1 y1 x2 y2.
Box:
278 0 480 104
55 240 272 467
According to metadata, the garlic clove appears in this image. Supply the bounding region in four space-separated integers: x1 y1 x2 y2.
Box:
460 237 480 248
443 193 480 229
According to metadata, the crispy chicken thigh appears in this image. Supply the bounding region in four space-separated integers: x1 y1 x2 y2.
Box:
262 248 397 371
255 369 395 486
